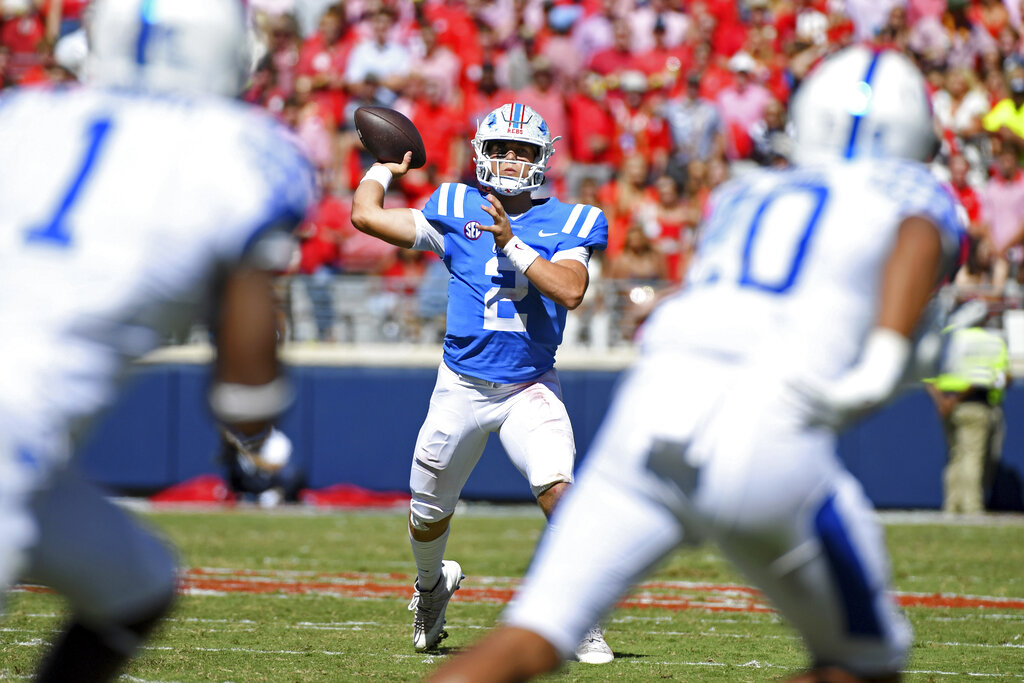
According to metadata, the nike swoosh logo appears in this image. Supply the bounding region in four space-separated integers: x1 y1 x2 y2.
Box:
538 230 560 237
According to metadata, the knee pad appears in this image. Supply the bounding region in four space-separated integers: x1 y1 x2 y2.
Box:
409 500 449 531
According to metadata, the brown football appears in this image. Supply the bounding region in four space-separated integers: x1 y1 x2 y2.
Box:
354 106 427 169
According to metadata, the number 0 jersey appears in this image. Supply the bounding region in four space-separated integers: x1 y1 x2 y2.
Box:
642 159 965 381
0 86 315 439
413 183 608 383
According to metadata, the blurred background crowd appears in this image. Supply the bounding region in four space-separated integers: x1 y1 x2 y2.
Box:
5 0 1024 348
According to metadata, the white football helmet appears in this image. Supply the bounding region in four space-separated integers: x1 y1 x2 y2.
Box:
86 0 250 97
790 46 936 164
472 103 560 195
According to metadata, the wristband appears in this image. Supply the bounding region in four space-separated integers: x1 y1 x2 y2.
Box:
502 235 541 273
837 327 911 404
360 165 393 192
209 376 293 423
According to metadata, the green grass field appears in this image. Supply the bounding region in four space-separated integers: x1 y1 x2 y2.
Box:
2 505 1023 682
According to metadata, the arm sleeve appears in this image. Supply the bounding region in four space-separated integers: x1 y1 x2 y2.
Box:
551 245 592 267
412 209 445 257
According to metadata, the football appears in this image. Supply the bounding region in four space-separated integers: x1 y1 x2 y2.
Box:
354 106 427 169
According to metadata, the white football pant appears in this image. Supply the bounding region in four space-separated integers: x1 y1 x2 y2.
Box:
409 363 575 527
503 353 912 677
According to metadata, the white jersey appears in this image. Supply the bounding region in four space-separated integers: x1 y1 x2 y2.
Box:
0 86 315 443
642 159 964 381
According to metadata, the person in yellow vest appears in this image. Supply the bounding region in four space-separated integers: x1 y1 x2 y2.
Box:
926 327 1009 514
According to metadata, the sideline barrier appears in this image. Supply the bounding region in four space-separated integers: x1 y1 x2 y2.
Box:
78 345 1024 510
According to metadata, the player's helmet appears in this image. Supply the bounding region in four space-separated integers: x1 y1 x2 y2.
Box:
472 103 560 195
790 46 936 164
86 0 250 97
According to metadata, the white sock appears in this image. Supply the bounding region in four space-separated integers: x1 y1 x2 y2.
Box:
410 526 450 592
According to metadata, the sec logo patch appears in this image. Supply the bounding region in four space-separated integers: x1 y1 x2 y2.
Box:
464 221 482 240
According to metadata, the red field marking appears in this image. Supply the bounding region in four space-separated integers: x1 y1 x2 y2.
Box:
171 569 1024 614
18 570 1024 614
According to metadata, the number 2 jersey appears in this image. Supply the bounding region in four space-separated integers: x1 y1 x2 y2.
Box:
0 86 315 442
412 183 608 383
641 159 965 382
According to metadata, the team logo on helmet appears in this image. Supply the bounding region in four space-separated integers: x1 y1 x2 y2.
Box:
507 103 528 135
464 221 482 240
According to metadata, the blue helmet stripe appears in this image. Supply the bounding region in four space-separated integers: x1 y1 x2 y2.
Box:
843 50 881 159
135 0 157 65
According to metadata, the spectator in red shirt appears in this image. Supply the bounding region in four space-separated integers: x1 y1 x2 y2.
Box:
969 0 1012 40
1 1 44 56
1 0 45 83
572 0 618 67
295 3 354 130
948 153 984 236
244 54 291 117
410 21 462 107
294 194 345 277
408 75 467 182
462 62 517 137
634 173 699 283
587 17 636 77
633 16 692 91
599 153 655 259
420 0 481 71
518 56 571 195
565 71 617 201
744 0 780 52
608 69 672 176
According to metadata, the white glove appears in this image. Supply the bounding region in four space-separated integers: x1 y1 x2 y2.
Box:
223 426 292 473
789 328 911 429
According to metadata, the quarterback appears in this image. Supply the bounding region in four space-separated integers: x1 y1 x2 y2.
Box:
351 103 612 662
429 47 965 682
0 0 314 680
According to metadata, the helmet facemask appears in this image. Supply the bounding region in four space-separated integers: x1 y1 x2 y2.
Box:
472 103 559 196
474 139 545 195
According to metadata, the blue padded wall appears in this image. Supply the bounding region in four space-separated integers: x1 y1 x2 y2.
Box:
76 363 1024 510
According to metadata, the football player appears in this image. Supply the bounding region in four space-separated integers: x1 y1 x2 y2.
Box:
427 46 965 682
0 1 315 680
351 103 613 662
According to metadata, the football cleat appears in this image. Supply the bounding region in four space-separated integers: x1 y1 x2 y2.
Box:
575 624 614 664
408 560 464 651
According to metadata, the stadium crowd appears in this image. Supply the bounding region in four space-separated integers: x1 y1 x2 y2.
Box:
3 0 1024 343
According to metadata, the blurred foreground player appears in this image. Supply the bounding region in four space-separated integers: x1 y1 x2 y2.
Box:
430 46 964 683
0 1 314 680
351 103 612 661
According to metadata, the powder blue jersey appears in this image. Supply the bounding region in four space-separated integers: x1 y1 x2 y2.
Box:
417 183 608 383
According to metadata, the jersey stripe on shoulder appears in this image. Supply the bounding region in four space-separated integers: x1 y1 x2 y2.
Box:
561 204 584 234
578 206 603 239
437 183 452 216
436 182 469 218
453 183 467 219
